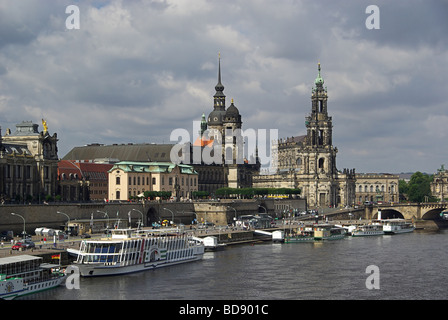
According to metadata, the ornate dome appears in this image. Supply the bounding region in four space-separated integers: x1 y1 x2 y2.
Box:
226 99 240 116
224 99 241 124
208 109 226 125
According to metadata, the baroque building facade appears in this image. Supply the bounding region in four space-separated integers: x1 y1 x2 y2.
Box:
57 160 113 202
108 161 198 201
431 165 448 202
253 64 356 208
0 120 58 203
355 173 399 204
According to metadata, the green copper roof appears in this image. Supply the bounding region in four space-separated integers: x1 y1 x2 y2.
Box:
314 62 324 86
109 161 197 175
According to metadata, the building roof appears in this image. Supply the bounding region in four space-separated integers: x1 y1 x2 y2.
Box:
1 143 33 157
193 136 214 147
63 143 175 163
279 135 306 145
58 160 113 181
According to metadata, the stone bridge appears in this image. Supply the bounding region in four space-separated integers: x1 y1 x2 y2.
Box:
365 203 448 220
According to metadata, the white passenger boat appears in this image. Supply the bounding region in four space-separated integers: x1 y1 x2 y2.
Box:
352 223 384 237
0 255 66 300
73 228 204 277
382 219 415 234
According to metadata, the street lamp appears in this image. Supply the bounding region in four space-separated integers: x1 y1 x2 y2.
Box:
11 213 26 238
57 211 71 237
132 209 144 228
163 208 174 225
227 206 237 222
97 210 110 229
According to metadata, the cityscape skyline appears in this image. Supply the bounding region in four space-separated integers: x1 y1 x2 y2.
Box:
0 0 446 174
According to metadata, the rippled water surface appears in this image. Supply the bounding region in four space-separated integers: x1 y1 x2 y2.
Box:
22 230 448 300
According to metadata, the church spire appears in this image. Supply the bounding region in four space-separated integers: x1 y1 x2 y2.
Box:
215 52 225 95
213 52 225 111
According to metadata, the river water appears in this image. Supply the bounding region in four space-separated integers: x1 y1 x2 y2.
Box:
20 229 448 301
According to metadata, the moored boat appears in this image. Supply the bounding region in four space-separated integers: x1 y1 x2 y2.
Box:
352 223 384 237
0 255 66 300
285 228 315 243
382 219 415 234
313 224 347 241
73 228 204 277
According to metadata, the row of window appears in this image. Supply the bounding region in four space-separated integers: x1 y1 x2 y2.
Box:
5 165 51 179
278 157 326 169
116 176 197 187
360 195 396 203
357 185 396 193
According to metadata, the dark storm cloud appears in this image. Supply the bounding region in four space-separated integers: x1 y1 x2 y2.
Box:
0 0 446 174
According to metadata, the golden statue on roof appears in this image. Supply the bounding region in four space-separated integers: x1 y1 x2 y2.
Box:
42 118 48 133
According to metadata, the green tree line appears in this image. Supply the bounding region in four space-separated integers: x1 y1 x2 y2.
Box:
142 191 172 200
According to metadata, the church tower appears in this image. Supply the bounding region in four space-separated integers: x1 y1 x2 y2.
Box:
258 62 355 208
304 63 337 176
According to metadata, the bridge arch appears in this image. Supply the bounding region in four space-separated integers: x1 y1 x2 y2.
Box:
377 209 404 219
146 207 158 225
421 208 445 220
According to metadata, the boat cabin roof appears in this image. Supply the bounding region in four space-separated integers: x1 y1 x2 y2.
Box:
0 255 42 266
110 227 182 239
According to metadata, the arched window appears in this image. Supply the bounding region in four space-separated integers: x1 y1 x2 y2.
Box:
318 158 325 170
116 177 120 185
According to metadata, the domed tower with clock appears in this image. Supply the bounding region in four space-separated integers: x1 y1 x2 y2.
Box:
206 55 243 163
191 54 259 193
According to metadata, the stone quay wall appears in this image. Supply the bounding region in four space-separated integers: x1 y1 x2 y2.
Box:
0 198 307 234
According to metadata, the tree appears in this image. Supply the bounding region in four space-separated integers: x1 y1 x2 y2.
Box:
405 172 436 203
399 179 409 202
192 191 209 199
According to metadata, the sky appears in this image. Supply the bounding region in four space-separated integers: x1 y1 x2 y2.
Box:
0 0 447 174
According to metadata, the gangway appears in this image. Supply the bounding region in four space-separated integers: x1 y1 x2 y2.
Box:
192 236 225 251
254 230 284 242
